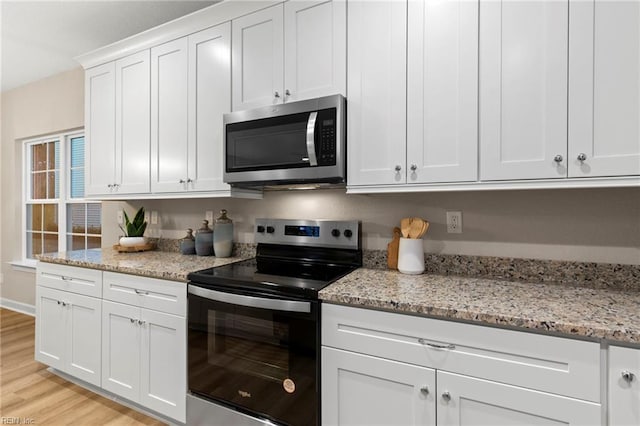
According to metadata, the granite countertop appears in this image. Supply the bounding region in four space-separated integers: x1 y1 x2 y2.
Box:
320 268 640 345
37 248 248 282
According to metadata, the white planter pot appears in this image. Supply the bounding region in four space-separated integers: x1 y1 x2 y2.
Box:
119 236 146 247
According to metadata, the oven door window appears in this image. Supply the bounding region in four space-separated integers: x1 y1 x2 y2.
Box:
188 292 318 426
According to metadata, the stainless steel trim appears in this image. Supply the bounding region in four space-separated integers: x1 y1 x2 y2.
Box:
306 111 318 166
188 285 311 313
187 394 277 426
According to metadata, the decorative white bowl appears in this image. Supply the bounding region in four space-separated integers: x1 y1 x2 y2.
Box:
119 236 146 247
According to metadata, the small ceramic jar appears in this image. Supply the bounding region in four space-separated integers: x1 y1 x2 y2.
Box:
213 210 233 258
179 228 196 255
195 220 213 256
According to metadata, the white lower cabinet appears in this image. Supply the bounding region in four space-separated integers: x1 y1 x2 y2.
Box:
608 346 640 426
102 300 186 423
322 303 604 426
35 286 102 387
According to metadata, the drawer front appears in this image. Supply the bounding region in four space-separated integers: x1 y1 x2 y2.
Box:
103 272 186 316
37 262 103 297
322 303 601 402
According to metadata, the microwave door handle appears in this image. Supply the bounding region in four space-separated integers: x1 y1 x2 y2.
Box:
188 285 311 313
305 111 319 166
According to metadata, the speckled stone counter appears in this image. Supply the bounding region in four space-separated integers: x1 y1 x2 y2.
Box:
320 268 640 345
37 248 248 282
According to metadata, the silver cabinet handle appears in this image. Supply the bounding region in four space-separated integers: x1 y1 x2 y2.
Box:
554 155 563 163
107 184 113 189
137 319 146 326
305 111 319 166
130 318 136 323
274 91 280 98
621 370 636 383
113 183 119 189
179 179 185 184
410 164 417 171
577 153 587 162
134 289 149 296
395 165 402 172
442 391 451 402
420 386 429 395
61 276 71 281
57 300 62 305
285 89 291 97
186 178 193 183
418 338 455 350
188 285 311 313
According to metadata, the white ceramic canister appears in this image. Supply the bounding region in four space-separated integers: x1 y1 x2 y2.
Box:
397 238 425 275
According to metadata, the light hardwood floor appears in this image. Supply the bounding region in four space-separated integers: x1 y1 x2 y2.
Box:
0 308 166 425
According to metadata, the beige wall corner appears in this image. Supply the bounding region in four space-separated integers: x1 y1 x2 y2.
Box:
1 67 84 307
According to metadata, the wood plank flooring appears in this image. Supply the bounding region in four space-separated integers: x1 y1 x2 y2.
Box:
0 308 166 425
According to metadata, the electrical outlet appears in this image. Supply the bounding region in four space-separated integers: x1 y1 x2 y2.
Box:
117 210 124 224
205 210 214 224
446 211 462 233
151 211 159 225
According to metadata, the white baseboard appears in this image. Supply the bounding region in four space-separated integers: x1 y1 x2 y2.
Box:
0 298 36 316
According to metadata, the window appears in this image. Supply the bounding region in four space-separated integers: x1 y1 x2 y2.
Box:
24 132 101 260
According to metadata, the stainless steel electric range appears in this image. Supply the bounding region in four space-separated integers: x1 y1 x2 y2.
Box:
186 219 361 426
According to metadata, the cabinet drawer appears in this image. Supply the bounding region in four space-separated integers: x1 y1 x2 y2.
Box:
322 303 601 402
103 272 186 316
37 262 102 298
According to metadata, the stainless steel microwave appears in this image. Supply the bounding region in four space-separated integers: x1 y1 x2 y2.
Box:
223 94 346 188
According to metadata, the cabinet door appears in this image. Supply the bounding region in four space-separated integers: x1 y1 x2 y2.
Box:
114 50 150 194
437 371 601 426
284 0 346 102
187 23 231 193
102 300 140 402
479 1 568 181
151 37 189 193
609 346 640 426
347 0 407 186
35 286 66 370
65 291 102 386
407 0 478 183
140 309 186 423
569 1 640 177
322 347 435 426
232 4 284 111
85 62 116 196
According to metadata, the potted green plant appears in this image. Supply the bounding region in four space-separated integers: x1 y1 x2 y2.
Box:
119 206 147 247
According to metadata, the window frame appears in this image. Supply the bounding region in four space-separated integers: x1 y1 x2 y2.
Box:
22 130 101 265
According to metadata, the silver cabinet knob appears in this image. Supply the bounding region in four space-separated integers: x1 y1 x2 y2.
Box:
621 370 636 383
420 386 429 395
285 89 291 97
394 165 402 172
410 164 417 171
137 319 146 326
130 318 136 323
442 391 451 402
186 178 193 183
577 153 587 162
107 184 113 189
179 179 185 184
274 91 280 98
554 155 563 163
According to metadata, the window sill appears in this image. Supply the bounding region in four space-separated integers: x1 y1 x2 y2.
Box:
9 260 37 273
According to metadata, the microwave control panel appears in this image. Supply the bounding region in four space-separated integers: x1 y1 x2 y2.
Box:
317 112 337 166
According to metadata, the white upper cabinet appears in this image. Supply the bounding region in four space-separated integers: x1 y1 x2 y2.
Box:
407 0 478 183
347 0 407 186
569 1 640 178
187 23 231 192
284 0 346 102
479 0 569 181
232 5 284 110
85 62 116 196
151 38 190 193
114 51 151 194
232 0 346 111
85 51 150 197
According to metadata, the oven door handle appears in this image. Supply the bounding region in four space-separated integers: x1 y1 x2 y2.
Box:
305 111 318 166
188 285 311 313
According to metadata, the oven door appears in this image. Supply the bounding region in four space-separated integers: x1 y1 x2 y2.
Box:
188 284 319 426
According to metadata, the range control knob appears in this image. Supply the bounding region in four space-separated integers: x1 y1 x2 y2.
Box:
256 225 265 233
266 226 275 234
331 229 341 237
343 229 353 238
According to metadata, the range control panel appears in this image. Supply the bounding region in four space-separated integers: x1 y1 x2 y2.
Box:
254 219 360 249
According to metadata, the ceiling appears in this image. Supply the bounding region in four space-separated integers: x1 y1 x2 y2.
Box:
1 0 218 93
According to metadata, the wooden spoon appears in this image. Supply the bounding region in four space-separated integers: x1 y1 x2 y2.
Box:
417 220 430 238
408 218 424 239
400 217 412 238
387 227 402 269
